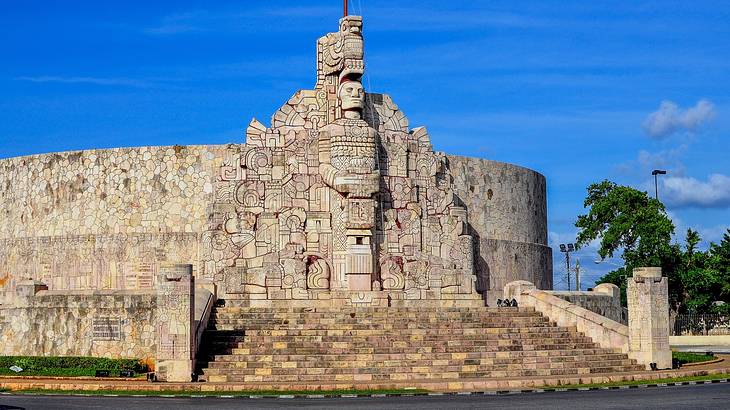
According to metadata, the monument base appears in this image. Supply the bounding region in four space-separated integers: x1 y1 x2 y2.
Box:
222 289 484 308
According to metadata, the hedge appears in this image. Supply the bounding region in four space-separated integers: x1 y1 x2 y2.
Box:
0 356 148 376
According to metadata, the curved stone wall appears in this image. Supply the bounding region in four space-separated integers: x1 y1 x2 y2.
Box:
0 145 552 306
446 155 553 303
0 145 219 237
0 145 227 300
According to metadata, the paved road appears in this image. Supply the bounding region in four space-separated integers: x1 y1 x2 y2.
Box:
1 383 729 410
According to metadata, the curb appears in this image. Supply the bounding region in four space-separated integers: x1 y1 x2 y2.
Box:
1 378 728 399
0 376 142 381
681 357 725 367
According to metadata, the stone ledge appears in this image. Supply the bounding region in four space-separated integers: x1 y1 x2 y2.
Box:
1 365 728 393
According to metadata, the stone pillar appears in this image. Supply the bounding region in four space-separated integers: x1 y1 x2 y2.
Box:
343 197 376 291
627 267 671 370
346 229 374 290
155 264 195 382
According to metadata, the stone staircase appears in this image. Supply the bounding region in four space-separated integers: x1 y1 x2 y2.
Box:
196 306 643 384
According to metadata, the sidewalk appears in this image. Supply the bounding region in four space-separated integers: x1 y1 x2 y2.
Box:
1 356 728 393
671 336 730 354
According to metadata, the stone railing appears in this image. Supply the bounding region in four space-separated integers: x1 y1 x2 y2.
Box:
504 280 629 353
505 266 672 370
194 279 217 357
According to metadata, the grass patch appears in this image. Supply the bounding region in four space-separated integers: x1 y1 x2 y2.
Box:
672 351 716 365
547 372 730 390
0 356 148 378
11 388 429 397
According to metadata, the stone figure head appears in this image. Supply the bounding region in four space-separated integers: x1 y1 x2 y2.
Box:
339 80 365 118
340 16 363 36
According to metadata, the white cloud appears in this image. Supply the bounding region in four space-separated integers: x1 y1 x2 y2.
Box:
662 174 730 208
615 145 688 177
698 224 730 245
16 76 147 87
642 99 715 139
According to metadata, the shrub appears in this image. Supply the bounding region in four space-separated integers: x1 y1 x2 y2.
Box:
0 356 148 375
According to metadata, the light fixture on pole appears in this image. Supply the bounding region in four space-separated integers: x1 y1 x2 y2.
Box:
559 243 575 291
652 169 667 200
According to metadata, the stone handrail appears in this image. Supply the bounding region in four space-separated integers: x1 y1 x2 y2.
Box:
194 287 215 357
504 280 629 353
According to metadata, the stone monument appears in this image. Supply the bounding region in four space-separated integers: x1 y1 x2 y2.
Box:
204 15 479 307
627 267 671 370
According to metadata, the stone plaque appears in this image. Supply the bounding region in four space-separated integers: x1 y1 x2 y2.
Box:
92 317 121 341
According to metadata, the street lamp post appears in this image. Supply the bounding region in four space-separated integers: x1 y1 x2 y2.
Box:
559 243 575 291
652 169 667 200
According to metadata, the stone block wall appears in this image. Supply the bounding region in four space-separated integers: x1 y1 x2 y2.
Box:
0 290 158 359
0 273 200 368
447 156 552 303
549 283 624 323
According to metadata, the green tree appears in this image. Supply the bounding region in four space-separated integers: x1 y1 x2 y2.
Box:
574 180 680 309
707 229 730 313
575 180 675 267
575 180 730 314
684 229 702 269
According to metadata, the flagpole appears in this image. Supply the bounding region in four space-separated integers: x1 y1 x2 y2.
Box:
344 0 348 17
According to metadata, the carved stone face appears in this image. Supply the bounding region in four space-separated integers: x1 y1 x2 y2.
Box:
339 80 365 112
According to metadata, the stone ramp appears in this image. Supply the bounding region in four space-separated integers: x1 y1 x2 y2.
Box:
196 307 644 383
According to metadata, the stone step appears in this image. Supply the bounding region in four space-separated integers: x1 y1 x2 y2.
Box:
199 332 586 349
196 306 641 384
210 309 543 316
239 326 566 337
208 316 552 324
206 318 555 330
202 359 639 375
225 342 600 355
203 348 623 363
235 335 591 346
200 365 645 383
233 335 595 345
237 328 590 343
212 307 531 314
208 314 541 322
204 354 633 370
209 312 539 319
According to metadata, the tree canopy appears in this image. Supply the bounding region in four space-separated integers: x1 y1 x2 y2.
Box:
575 180 729 314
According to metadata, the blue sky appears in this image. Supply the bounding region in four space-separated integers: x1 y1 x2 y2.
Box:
2 1 728 289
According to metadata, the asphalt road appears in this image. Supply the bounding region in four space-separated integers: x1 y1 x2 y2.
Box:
1 383 729 410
